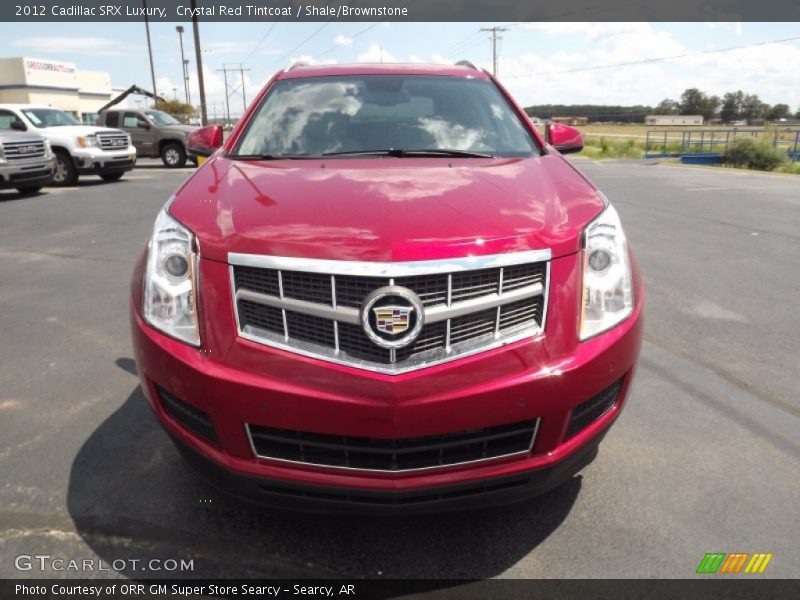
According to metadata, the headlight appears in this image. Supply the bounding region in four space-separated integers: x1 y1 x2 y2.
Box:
579 202 633 341
76 135 98 148
0 147 6 164
143 206 200 345
44 139 53 158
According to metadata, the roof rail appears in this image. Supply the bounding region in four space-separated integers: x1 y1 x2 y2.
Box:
455 60 478 70
288 61 309 71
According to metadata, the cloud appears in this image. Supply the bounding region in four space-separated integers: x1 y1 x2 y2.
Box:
333 35 353 47
9 36 141 57
357 44 397 63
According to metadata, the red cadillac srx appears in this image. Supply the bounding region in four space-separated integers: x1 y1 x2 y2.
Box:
130 63 643 513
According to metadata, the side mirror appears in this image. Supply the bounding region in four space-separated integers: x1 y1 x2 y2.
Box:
188 125 223 153
140 121 151 130
11 120 27 131
545 122 584 154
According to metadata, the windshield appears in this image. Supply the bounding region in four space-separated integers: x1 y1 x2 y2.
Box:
22 109 80 128
145 110 181 126
233 75 538 158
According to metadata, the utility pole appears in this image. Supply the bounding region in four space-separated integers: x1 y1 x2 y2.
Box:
143 0 158 101
176 26 190 105
480 26 508 78
217 66 232 125
237 64 252 113
190 0 207 125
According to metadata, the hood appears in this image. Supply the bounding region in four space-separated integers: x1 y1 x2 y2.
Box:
169 155 605 263
35 125 126 138
160 124 196 137
0 131 46 143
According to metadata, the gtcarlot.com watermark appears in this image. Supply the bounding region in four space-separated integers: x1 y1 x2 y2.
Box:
15 553 194 573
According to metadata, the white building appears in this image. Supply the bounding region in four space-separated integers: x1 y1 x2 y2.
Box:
645 115 704 126
0 57 113 124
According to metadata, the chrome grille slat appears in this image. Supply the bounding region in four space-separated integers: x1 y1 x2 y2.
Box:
2 140 46 160
231 250 550 374
96 132 129 151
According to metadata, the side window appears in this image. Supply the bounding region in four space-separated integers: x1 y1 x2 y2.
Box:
0 110 25 131
105 112 119 127
123 112 147 128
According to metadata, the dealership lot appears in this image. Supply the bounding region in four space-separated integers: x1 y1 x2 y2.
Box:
0 159 798 580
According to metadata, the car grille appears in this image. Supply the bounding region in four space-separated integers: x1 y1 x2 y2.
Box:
2 139 46 161
96 132 129 151
565 378 624 440
230 250 550 374
247 420 538 472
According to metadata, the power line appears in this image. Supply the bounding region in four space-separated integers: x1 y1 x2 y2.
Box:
503 34 800 79
241 21 280 65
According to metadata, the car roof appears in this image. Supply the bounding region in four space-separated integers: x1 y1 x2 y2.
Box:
0 104 59 110
276 62 491 80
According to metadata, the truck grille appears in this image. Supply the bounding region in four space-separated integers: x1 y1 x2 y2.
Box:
2 139 46 161
247 420 538 472
96 131 129 151
230 250 550 374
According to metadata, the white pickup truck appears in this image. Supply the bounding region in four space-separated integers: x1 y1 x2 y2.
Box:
0 104 136 185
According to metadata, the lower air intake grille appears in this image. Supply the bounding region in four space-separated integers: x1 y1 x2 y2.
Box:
158 386 218 445
565 379 624 440
248 420 538 472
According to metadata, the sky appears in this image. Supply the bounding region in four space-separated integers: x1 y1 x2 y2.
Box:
1 21 799 117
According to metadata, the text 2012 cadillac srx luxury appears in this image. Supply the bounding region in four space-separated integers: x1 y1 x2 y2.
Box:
130 63 643 513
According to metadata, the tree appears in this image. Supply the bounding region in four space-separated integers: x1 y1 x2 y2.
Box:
153 99 196 118
721 90 745 123
765 104 791 121
679 88 719 121
654 98 680 115
742 94 767 122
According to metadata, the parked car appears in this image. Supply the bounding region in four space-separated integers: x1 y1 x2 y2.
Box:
98 108 196 168
0 104 135 186
0 128 55 195
130 63 644 513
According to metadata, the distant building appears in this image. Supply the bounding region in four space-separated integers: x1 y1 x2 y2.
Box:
645 115 704 126
0 57 114 124
551 116 588 126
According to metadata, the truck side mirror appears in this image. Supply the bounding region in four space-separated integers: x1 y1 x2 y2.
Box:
11 120 27 131
545 122 584 154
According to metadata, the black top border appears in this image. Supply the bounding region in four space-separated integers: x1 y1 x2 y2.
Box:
3 0 800 22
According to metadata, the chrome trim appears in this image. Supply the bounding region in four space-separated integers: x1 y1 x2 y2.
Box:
244 418 540 474
425 283 543 323
541 261 551 335
237 287 361 325
229 249 552 277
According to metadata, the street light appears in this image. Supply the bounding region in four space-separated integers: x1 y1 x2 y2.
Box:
176 25 190 105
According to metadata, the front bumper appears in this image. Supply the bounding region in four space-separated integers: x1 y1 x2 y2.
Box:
72 146 136 174
0 156 55 189
130 249 643 512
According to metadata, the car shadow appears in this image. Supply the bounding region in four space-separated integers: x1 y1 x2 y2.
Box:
66 362 581 580
0 190 45 202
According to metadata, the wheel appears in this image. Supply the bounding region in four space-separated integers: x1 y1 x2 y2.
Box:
16 185 42 195
100 173 124 182
161 142 187 168
52 151 78 186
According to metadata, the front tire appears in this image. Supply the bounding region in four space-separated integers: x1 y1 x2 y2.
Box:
100 173 124 182
52 151 78 186
161 142 187 168
16 185 43 195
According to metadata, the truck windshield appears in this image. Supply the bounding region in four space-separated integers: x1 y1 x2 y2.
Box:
145 110 181 126
232 75 538 159
22 109 80 128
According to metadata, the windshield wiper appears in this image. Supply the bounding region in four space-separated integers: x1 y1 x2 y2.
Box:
321 148 494 158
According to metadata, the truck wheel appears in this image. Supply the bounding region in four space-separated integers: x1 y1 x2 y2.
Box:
52 151 78 186
161 143 187 168
100 173 124 182
16 186 43 195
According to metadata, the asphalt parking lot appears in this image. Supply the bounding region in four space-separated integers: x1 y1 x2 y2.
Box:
0 158 798 582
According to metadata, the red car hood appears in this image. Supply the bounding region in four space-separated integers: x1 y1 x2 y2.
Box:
169 155 604 263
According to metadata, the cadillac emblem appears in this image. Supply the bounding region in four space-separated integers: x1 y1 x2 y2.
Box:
373 306 412 335
361 286 425 349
